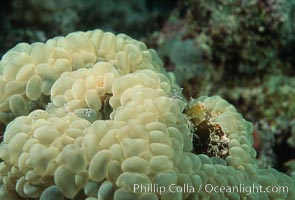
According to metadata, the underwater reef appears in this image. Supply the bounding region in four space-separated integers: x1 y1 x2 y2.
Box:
0 0 295 199
0 29 294 200
0 0 170 57
150 0 295 176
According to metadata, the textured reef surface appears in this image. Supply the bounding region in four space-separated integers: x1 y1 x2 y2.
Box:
150 0 295 177
0 29 294 200
0 0 295 199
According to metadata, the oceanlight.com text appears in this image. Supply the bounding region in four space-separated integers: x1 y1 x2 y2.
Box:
120 183 289 196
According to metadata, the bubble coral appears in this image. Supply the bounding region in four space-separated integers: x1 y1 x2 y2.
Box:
0 29 163 124
0 29 294 200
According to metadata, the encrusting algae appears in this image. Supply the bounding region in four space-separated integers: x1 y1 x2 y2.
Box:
0 29 294 200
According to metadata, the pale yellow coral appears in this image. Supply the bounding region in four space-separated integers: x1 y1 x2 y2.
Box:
0 68 192 199
0 30 294 200
193 96 257 170
0 29 188 200
0 30 163 124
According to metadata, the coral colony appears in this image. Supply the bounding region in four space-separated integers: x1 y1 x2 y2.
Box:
0 30 294 199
